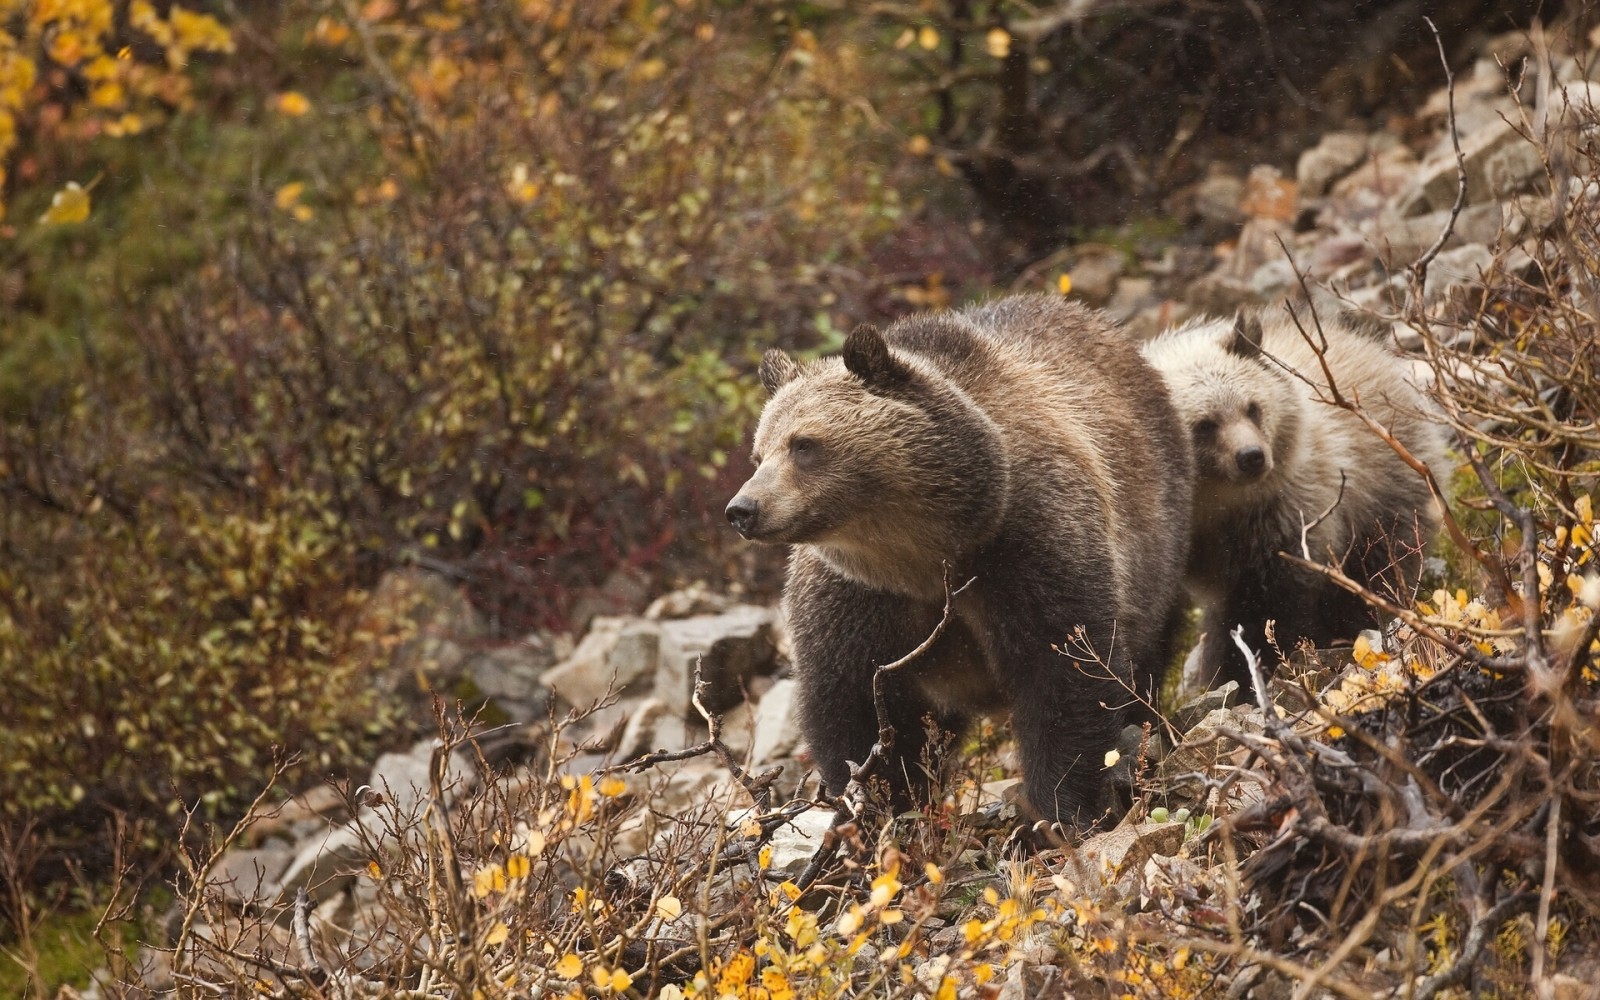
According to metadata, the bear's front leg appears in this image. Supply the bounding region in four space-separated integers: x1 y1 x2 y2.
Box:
785 552 958 811
992 608 1130 829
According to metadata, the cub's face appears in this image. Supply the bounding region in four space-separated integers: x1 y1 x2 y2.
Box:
726 330 927 546
1145 315 1296 490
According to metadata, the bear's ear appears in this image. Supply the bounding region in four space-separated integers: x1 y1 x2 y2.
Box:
842 324 910 389
1226 314 1264 361
759 349 800 395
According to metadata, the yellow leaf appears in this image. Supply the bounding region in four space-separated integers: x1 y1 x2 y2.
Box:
1103 748 1120 768
656 895 683 920
485 922 510 946
758 845 772 870
1326 725 1345 740
598 775 626 797
366 860 382 879
555 953 583 978
1579 494 1593 524
985 28 1011 59
40 182 90 225
506 854 531 879
608 969 632 993
906 134 931 156
935 976 959 1000
274 181 305 211
925 861 945 884
717 952 755 991
738 816 761 838
591 967 612 990
836 906 863 936
276 91 311 116
1058 273 1073 295
918 25 939 50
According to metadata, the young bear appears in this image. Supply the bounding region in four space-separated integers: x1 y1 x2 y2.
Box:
1141 312 1449 692
726 295 1193 827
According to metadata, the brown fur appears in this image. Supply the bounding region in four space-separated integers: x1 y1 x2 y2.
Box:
727 295 1193 826
1142 312 1450 690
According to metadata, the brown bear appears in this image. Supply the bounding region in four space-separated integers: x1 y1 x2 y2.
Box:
1141 312 1450 692
726 295 1193 827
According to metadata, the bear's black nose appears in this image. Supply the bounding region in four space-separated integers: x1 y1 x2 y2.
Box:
726 495 759 535
1235 446 1266 475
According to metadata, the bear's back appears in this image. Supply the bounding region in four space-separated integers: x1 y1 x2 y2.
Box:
882 294 1193 668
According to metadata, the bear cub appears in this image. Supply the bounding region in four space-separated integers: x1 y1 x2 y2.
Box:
727 295 1192 827
1142 312 1449 692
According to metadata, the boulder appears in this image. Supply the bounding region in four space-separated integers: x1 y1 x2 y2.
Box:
541 617 653 709
657 606 777 718
462 634 560 720
1296 131 1369 200
747 678 803 765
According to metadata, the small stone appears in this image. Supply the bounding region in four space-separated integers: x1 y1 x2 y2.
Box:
755 806 837 874
1075 821 1185 877
1066 248 1125 306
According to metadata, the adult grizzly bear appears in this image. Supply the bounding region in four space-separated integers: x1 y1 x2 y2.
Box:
726 295 1192 827
1142 312 1449 692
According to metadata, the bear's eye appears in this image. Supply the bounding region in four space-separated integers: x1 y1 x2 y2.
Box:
1245 402 1262 423
1194 418 1219 438
789 436 820 461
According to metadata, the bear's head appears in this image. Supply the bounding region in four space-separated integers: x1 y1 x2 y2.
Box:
727 322 1005 594
1145 315 1301 494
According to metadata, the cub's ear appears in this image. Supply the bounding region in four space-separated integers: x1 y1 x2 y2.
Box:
759 349 801 395
1226 314 1264 360
842 324 910 389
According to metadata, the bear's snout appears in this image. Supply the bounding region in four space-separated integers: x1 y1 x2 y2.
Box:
1234 445 1267 477
726 495 760 537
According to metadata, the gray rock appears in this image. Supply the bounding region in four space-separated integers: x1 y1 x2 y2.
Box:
462 635 559 718
367 738 475 817
607 620 662 688
1170 681 1241 734
645 583 733 620
568 565 652 632
276 740 472 902
1194 170 1244 226
355 568 487 709
540 616 627 708
209 841 295 905
1066 248 1125 306
1366 202 1503 266
614 697 672 761
754 806 836 874
748 678 802 765
1400 118 1544 216
1425 243 1495 297
1159 706 1265 783
1075 821 1185 877
1296 131 1369 199
657 605 777 718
